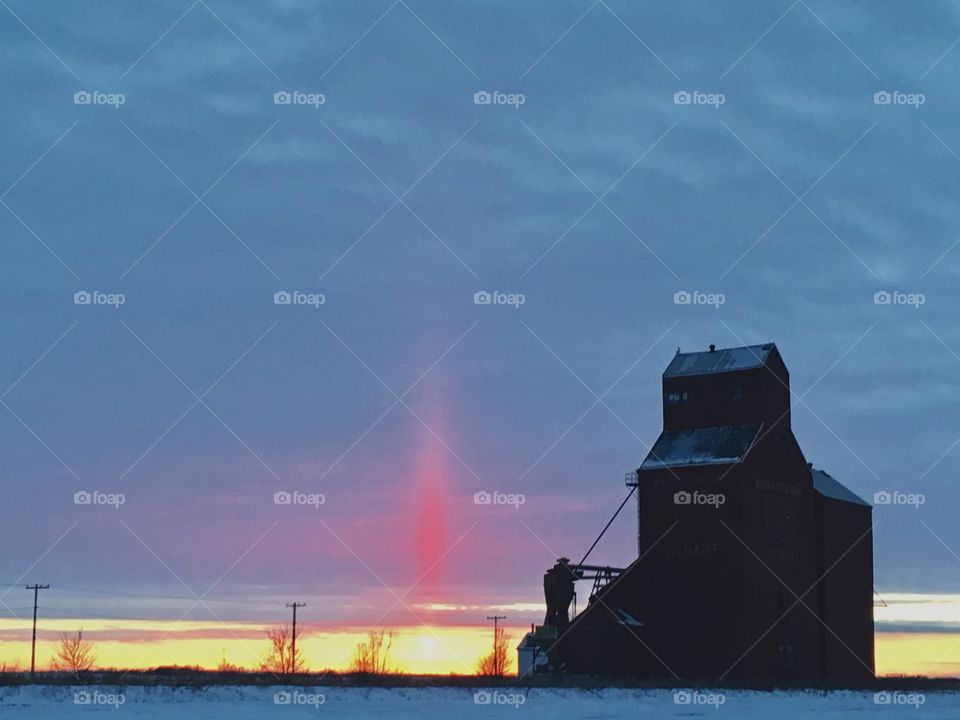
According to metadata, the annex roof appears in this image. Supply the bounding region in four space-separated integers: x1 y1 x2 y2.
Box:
811 466 870 507
640 423 762 470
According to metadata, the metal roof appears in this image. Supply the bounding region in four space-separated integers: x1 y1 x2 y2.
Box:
810 466 870 507
664 343 775 378
640 423 762 470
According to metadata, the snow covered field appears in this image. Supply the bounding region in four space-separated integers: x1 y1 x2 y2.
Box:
0 685 954 718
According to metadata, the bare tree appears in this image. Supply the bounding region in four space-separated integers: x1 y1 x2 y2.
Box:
51 628 96 675
350 629 395 674
217 651 244 673
259 625 305 675
476 626 510 676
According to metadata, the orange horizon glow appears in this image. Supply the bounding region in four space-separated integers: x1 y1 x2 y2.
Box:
0 618 515 675
0 616 958 678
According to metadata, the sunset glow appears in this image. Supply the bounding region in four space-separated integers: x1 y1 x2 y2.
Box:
2 593 960 677
3 2 960 711
0 619 512 675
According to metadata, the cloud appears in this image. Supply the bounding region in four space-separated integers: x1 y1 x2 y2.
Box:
2 0 960 636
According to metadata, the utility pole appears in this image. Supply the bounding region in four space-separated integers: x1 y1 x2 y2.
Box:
25 584 49 676
486 614 507 638
486 615 507 674
285 602 305 676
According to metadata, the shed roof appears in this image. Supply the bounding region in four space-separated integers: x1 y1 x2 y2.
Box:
664 343 775 378
640 423 761 470
810 466 870 507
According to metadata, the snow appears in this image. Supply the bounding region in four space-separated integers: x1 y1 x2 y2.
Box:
664 344 773 377
0 685 954 718
640 424 760 470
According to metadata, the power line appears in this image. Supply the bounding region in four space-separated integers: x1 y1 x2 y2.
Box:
36 608 156 623
0 607 35 616
486 615 506 635
34 605 322 624
43 584 295 606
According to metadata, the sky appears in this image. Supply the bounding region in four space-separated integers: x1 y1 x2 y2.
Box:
2 0 960 675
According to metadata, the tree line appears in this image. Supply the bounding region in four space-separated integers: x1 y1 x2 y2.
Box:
10 624 512 677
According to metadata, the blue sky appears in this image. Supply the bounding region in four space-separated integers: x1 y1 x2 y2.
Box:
1 0 960 635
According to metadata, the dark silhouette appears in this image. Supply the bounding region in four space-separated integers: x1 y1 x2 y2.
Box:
524 343 875 684
477 622 510 676
260 625 305 675
51 628 96 675
350 629 395 675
